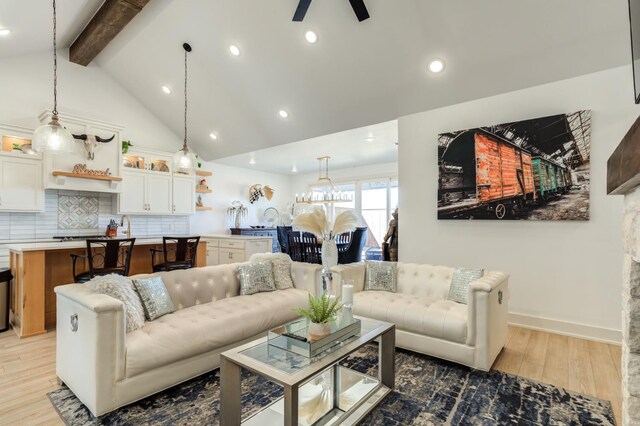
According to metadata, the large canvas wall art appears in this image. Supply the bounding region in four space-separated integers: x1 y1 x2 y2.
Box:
437 111 591 220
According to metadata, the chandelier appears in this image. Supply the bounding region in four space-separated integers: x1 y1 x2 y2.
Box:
295 156 353 204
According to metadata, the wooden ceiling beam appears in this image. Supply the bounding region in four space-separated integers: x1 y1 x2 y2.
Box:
69 0 151 66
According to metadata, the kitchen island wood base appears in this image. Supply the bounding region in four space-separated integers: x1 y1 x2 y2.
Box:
9 240 206 338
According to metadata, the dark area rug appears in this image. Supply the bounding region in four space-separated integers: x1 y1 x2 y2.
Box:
48 345 616 425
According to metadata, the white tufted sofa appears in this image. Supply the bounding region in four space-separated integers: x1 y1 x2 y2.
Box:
330 262 509 371
54 261 321 417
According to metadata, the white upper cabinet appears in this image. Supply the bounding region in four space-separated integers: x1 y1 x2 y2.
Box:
119 171 146 214
118 148 196 216
172 176 195 215
147 174 172 214
0 123 44 212
0 155 43 212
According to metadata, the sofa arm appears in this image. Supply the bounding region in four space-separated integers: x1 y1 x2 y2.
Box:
466 272 509 371
330 263 366 298
291 262 323 295
54 284 126 417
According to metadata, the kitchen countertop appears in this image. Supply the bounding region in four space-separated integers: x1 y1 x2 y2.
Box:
6 237 171 253
6 234 272 252
200 234 273 240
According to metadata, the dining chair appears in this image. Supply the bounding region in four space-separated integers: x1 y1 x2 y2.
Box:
150 236 201 272
71 238 136 283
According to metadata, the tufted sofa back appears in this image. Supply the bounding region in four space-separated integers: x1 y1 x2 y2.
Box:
131 264 241 311
397 263 454 300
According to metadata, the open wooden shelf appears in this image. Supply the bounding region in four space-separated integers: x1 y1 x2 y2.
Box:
196 206 213 211
52 171 123 182
195 170 212 177
196 186 212 193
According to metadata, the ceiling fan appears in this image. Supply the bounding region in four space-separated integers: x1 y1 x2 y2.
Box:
293 0 370 22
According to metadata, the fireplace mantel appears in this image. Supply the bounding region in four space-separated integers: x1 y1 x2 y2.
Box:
608 114 640 195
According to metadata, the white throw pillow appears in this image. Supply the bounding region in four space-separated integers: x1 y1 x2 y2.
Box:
249 253 294 290
85 274 145 333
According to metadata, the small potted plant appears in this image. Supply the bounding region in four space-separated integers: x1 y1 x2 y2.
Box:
294 293 342 339
122 140 133 154
12 143 22 152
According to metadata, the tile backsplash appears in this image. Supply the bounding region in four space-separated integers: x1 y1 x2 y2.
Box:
0 190 190 240
58 195 99 229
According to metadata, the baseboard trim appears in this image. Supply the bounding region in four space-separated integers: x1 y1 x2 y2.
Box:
508 312 622 345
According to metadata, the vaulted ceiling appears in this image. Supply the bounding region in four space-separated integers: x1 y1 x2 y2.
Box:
0 0 631 162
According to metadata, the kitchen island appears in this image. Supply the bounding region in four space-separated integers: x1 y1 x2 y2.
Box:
7 237 207 338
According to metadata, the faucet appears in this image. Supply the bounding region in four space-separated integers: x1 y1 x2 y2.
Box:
120 215 131 238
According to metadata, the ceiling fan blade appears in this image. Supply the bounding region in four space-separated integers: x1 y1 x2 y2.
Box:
293 0 312 21
349 0 370 21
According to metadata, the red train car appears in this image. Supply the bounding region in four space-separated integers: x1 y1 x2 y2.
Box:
438 129 536 219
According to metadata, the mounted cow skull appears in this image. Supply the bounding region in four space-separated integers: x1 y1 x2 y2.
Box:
71 133 115 160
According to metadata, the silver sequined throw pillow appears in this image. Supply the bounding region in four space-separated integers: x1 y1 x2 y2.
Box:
238 261 276 295
132 276 176 320
364 261 398 292
85 274 145 333
448 267 484 304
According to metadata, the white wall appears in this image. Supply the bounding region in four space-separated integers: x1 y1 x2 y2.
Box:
190 162 291 235
399 66 640 343
0 51 181 152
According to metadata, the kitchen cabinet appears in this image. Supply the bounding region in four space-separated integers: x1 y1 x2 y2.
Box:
146 174 172 214
230 227 279 253
119 170 193 215
119 171 146 213
172 176 195 215
202 236 273 266
0 155 43 212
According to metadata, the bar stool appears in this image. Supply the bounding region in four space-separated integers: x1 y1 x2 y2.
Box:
70 238 136 283
150 236 200 272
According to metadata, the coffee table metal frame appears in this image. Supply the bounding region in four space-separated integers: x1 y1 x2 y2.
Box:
220 318 395 426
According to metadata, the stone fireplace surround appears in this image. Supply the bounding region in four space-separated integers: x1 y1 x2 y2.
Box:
609 114 640 425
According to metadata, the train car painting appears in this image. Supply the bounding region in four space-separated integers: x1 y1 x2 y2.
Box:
438 129 536 219
438 110 591 221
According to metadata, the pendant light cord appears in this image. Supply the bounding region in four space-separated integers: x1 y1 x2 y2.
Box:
52 0 58 116
183 46 188 149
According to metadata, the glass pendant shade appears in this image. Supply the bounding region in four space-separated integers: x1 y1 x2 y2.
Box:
32 115 75 153
173 144 195 170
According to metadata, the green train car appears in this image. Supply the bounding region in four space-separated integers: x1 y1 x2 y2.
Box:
532 157 572 200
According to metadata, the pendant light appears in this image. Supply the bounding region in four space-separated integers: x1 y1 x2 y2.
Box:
173 43 195 171
32 0 74 154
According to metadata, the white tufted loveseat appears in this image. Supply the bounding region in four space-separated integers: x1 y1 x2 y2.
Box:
330 262 509 371
54 261 321 417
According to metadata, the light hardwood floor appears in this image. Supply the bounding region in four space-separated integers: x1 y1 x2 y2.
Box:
0 326 623 425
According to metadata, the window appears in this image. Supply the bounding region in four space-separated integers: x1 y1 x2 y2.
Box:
308 176 398 257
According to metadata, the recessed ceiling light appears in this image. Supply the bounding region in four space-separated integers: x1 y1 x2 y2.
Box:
428 59 445 73
249 158 256 165
279 110 289 118
161 85 172 94
305 30 318 44
365 137 375 142
229 45 241 56
0 29 10 36
292 165 298 173
209 132 218 140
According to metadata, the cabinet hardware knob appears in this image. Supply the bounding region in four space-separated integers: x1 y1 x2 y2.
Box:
70 314 78 332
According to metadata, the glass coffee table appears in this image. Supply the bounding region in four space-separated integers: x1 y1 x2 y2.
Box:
220 316 395 426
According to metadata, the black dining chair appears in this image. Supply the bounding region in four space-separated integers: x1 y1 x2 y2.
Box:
71 238 136 283
287 231 304 262
338 227 368 264
301 232 322 264
150 236 200 272
277 226 292 254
